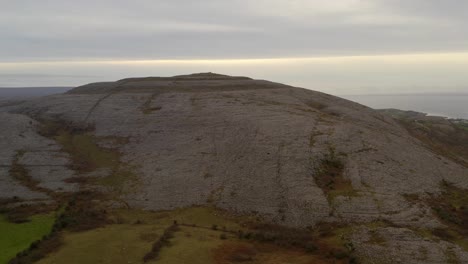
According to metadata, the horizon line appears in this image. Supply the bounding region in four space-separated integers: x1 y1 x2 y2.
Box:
2 51 468 66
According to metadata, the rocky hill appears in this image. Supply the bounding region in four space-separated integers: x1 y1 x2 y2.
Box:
0 73 467 264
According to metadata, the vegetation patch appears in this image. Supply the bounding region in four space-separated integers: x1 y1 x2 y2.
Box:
143 224 180 262
36 207 237 264
0 119 136 264
426 181 468 250
5 150 58 224
39 119 138 197
213 240 344 264
310 223 356 263
9 151 54 198
366 230 386 246
55 132 119 173
214 242 257 263
445 248 461 264
140 93 161 114
0 213 55 264
207 187 225 204
306 100 327 110
2 203 56 224
8 191 111 264
32 206 360 264
309 131 324 147
431 181 468 228
452 119 468 131
8 119 136 263
54 191 111 232
313 148 359 203
36 225 157 264
233 222 356 263
156 226 225 264
391 115 468 167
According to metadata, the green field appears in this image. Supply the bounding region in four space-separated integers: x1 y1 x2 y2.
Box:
0 213 55 264
34 207 350 264
38 207 241 264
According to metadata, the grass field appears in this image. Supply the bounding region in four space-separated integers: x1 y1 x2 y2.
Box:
0 213 55 264
37 224 157 264
38 207 241 264
155 226 225 264
36 207 353 264
33 208 225 263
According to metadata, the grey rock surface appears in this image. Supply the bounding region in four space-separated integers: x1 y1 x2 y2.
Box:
352 226 468 264
0 112 77 201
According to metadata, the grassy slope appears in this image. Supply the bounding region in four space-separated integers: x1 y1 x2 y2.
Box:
55 130 138 197
36 207 344 264
55 132 119 172
156 227 224 264
37 208 238 264
37 225 156 264
0 214 55 264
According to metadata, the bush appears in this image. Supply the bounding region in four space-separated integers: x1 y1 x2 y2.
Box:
305 242 318 253
333 250 349 259
142 224 180 263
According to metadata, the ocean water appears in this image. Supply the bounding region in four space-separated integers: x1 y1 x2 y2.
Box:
340 94 468 119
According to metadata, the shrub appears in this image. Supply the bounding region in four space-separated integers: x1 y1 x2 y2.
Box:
333 250 349 259
228 245 256 262
305 242 318 253
142 224 180 263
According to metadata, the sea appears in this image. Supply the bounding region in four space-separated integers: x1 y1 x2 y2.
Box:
340 94 468 119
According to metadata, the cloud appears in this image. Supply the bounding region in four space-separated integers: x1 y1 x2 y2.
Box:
1 1 468 93
1 0 468 62
2 52 468 94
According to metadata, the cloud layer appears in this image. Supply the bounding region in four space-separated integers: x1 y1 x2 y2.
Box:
2 53 468 95
2 0 468 61
1 1 468 93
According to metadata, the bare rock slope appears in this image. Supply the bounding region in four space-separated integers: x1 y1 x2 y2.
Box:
1 73 467 263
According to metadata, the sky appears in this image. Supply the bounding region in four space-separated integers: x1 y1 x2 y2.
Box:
1 0 468 95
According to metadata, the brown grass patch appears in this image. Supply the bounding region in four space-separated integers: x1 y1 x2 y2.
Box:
9 153 53 197
3 203 56 224
213 241 335 264
56 191 112 232
313 148 359 203
398 119 468 167
214 242 257 263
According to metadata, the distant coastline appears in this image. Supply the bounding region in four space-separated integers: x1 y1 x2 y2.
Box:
340 92 468 96
0 87 72 98
341 93 468 119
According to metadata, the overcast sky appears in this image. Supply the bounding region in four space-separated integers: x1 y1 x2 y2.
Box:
1 0 468 94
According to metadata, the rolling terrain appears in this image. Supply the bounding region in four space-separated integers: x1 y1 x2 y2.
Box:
0 73 467 263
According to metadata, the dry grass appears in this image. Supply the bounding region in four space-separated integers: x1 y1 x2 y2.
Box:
398 119 468 167
425 181 468 250
39 119 139 198
313 148 359 203
213 241 332 264
33 206 360 264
